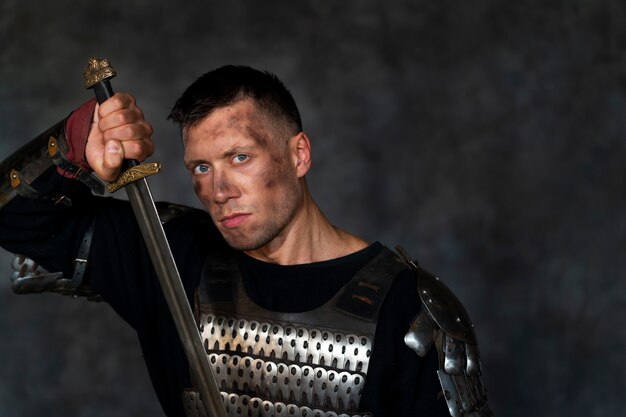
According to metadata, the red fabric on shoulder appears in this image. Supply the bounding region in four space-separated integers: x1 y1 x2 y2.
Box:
58 98 96 177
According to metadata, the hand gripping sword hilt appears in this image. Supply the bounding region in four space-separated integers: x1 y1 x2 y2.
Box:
82 58 161 193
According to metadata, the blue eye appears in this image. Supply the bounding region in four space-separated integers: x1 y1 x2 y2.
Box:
193 164 210 175
233 154 248 163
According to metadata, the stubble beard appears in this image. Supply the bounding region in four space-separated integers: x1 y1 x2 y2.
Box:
218 183 301 252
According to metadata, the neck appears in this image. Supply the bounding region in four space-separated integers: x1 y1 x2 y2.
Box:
244 190 368 265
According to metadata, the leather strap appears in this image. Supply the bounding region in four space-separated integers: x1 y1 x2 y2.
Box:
72 219 96 289
48 134 105 195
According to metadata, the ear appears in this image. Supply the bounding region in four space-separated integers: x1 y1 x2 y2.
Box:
289 132 312 178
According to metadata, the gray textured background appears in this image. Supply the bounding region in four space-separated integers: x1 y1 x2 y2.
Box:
1 1 625 416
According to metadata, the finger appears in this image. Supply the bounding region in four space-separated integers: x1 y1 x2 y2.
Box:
100 119 154 162
98 107 145 131
92 103 100 124
119 137 155 162
99 140 125 182
86 103 102 146
98 93 135 117
102 120 153 143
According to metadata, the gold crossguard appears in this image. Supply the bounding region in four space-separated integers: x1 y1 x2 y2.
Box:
106 162 162 193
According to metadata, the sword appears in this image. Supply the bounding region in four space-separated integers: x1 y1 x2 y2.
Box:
83 58 227 417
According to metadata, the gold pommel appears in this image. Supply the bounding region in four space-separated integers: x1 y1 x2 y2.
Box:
107 162 162 193
83 58 116 89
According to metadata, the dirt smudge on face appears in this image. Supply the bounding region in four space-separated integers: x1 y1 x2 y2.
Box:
265 146 297 191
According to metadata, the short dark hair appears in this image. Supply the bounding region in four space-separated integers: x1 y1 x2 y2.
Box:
168 65 302 135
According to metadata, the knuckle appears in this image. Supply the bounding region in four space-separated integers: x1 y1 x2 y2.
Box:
112 111 128 126
101 129 112 141
131 141 143 155
115 92 132 105
144 122 154 136
122 140 141 157
108 95 124 109
120 124 136 139
144 142 155 158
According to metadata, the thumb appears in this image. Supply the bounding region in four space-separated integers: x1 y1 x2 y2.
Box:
100 140 124 182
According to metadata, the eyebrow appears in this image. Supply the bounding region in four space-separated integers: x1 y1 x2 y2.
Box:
184 158 208 170
220 144 257 159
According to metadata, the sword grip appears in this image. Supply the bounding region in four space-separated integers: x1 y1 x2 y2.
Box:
91 73 139 172
92 79 114 105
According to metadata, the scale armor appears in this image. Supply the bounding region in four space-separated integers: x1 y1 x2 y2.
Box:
183 247 407 417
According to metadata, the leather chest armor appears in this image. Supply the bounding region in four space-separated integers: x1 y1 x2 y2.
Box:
184 247 407 417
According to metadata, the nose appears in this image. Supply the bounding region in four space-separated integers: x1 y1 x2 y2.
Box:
212 169 239 204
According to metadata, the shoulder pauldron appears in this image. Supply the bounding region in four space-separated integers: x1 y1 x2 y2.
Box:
396 246 494 417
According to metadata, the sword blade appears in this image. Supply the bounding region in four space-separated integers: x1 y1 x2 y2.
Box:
126 177 227 417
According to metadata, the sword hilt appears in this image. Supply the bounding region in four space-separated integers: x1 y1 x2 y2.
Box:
83 58 160 193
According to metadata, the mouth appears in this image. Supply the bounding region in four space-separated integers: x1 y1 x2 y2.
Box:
219 213 251 229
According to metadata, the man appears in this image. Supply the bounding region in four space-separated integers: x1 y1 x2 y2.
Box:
0 66 491 417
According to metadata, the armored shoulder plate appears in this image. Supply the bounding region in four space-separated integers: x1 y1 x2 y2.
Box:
415 266 478 357
396 246 494 417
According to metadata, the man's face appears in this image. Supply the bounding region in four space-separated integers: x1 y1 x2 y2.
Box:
183 99 302 251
